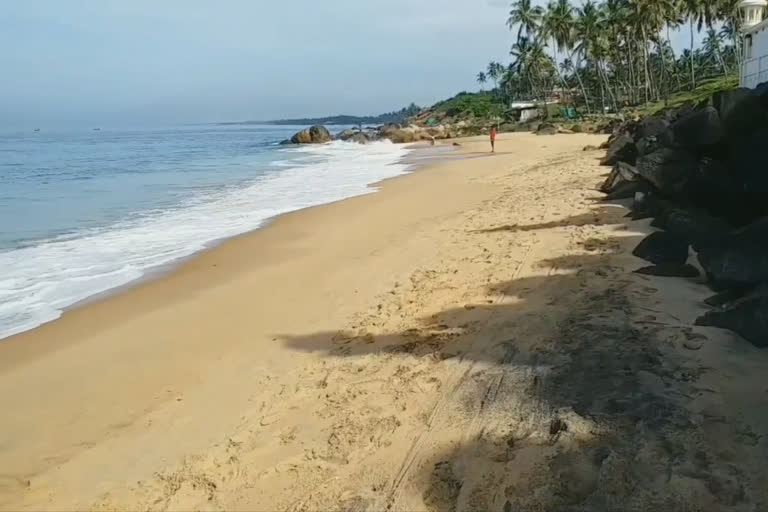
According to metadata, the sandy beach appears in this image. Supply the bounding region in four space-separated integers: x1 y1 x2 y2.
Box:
3 132 768 511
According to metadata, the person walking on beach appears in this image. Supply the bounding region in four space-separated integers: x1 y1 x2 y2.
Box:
490 125 497 153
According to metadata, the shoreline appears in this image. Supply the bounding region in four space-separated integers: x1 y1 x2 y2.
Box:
1 140 444 343
0 133 613 510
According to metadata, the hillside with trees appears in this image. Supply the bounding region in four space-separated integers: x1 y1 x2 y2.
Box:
223 104 422 127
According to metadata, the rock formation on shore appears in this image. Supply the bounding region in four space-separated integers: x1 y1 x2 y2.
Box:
597 83 768 347
280 125 332 145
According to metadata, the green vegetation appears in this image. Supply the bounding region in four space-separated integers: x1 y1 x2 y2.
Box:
222 104 422 127
475 0 743 116
431 92 507 119
636 76 739 116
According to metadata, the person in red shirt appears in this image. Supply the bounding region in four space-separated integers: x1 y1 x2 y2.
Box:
490 125 497 153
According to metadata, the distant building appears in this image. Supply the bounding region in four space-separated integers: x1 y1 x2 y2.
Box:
509 102 540 123
740 0 768 88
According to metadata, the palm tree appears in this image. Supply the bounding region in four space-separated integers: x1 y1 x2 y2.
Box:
508 0 544 43
663 0 684 93
542 0 575 103
703 27 729 76
476 71 488 90
487 61 505 91
575 1 617 111
510 36 554 101
637 0 681 102
720 19 741 68
684 0 723 87
488 0 736 116
603 0 634 104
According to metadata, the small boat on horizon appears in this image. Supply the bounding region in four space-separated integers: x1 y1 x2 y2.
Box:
34 128 40 132
93 128 101 131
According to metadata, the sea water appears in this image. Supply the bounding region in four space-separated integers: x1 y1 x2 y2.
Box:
0 125 413 339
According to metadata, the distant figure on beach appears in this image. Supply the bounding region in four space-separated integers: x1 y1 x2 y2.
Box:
490 125 497 153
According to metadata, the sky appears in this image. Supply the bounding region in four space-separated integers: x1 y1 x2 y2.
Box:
0 0 708 128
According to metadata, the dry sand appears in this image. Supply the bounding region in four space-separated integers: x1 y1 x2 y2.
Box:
2 133 768 511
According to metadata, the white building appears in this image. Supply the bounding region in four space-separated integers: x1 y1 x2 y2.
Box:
740 0 768 88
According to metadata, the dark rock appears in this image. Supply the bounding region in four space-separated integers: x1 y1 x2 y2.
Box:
724 126 768 222
672 106 723 151
629 190 657 215
600 135 638 166
632 231 689 266
599 162 639 193
626 210 653 221
290 125 332 144
636 130 675 157
658 101 696 124
651 207 731 248
695 296 768 348
604 180 652 201
635 118 670 142
634 264 701 278
583 145 599 151
712 88 764 137
697 240 768 287
686 157 746 223
694 218 768 287
704 284 760 308
635 148 699 196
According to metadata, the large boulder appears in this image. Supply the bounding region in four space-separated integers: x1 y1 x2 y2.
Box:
635 148 699 196
656 101 696 124
382 129 418 144
336 129 379 144
696 219 768 286
635 118 670 142
535 122 557 135
335 129 357 140
651 206 731 249
695 296 768 348
601 134 638 166
636 129 675 157
599 161 639 193
604 180 652 201
672 106 723 152
632 231 690 266
379 123 402 136
290 125 332 144
712 87 764 137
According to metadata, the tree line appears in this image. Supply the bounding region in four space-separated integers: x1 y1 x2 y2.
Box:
476 0 745 114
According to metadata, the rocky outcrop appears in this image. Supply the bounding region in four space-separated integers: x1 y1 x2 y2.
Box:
597 83 768 348
378 124 439 144
284 125 332 144
535 123 557 135
335 129 380 144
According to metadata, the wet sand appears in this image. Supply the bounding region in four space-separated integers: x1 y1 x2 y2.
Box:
2 132 768 511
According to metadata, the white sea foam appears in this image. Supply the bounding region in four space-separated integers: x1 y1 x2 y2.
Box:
0 140 412 339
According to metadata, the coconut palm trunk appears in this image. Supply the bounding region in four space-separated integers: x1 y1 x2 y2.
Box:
666 25 682 92
641 27 651 104
570 52 592 113
689 18 697 89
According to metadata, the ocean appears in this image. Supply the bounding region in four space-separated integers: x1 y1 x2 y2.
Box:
0 125 414 340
